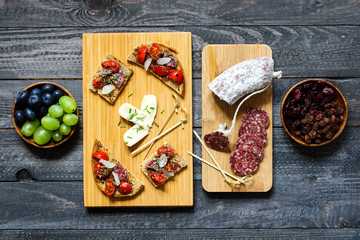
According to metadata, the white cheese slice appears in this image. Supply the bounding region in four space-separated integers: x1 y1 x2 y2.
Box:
140 95 157 128
123 125 149 147
118 103 146 127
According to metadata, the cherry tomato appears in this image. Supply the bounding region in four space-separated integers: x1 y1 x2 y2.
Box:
105 179 116 196
137 46 147 64
157 146 175 158
101 61 119 73
168 70 183 83
118 182 133 194
154 66 172 76
92 77 105 88
149 44 162 59
164 161 178 172
149 172 165 185
92 151 108 160
94 163 103 170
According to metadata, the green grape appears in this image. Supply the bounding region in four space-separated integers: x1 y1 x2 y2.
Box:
59 96 77 114
21 119 40 137
63 114 78 126
59 123 71 136
41 116 60 131
48 105 63 118
53 130 63 142
33 126 53 145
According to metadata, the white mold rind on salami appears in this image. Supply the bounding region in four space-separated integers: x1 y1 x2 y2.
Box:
208 57 281 105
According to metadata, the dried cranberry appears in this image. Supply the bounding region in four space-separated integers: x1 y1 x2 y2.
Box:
303 83 313 90
304 94 311 107
322 87 334 96
315 80 325 89
294 88 302 101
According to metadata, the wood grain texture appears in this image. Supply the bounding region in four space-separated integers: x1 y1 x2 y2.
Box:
0 177 359 229
0 229 359 240
202 44 272 192
0 0 359 27
82 32 193 207
0 26 359 79
1 78 359 129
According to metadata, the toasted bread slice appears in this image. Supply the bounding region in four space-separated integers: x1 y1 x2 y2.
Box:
92 139 144 197
89 54 133 104
140 142 187 187
127 42 185 97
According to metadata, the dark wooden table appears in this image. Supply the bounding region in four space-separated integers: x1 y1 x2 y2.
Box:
0 1 359 239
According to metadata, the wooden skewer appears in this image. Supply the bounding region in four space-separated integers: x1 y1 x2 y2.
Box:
193 130 232 184
143 94 180 160
132 107 187 156
187 151 252 184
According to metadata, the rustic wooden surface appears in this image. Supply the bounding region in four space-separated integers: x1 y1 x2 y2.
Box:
0 0 359 239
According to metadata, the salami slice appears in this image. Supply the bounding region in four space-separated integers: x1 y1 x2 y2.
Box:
204 131 230 151
236 134 264 149
238 124 267 144
236 143 264 160
230 148 259 176
242 108 269 129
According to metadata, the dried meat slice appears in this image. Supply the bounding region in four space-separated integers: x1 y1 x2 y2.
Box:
242 108 270 129
238 124 268 144
204 131 230 151
236 143 264 160
236 134 264 149
230 148 259 176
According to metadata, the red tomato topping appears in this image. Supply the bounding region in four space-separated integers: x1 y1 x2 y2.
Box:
149 44 162 59
149 172 165 185
164 161 178 172
154 66 172 76
137 46 148 64
118 182 133 194
105 179 116 196
94 163 103 170
101 61 119 73
92 77 105 88
92 151 109 160
157 146 175 158
168 70 183 83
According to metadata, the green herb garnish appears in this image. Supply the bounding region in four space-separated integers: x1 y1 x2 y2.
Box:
146 109 151 114
136 116 145 120
143 105 148 111
113 180 117 185
118 121 121 126
127 136 132 139
120 126 126 128
154 122 159 127
125 73 131 77
150 107 155 110
129 108 132 114
125 142 128 144
128 93 133 98
161 109 165 114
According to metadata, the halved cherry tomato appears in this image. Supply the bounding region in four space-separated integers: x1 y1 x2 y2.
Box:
92 77 105 88
149 44 162 60
92 151 108 160
94 163 103 170
101 61 119 73
137 46 147 64
149 172 165 185
168 70 183 83
157 146 175 158
119 182 133 194
154 66 172 76
164 161 178 172
105 179 116 196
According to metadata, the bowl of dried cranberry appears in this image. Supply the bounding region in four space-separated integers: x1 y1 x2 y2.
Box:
281 79 347 146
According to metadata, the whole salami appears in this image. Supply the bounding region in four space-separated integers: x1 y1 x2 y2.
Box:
204 131 230 151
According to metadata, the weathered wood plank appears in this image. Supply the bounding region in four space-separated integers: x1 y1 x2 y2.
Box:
1 78 359 129
0 126 358 182
0 26 359 79
0 0 359 27
0 178 359 229
0 229 359 240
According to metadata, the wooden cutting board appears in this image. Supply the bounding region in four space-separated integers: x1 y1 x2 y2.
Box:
201 44 273 192
83 32 193 207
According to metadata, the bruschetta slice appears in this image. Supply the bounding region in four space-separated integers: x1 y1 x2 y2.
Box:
140 142 187 187
127 42 185 97
89 54 133 104
92 139 144 197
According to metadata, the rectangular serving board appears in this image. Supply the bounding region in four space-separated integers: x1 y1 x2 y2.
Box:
83 32 193 207
201 44 273 192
